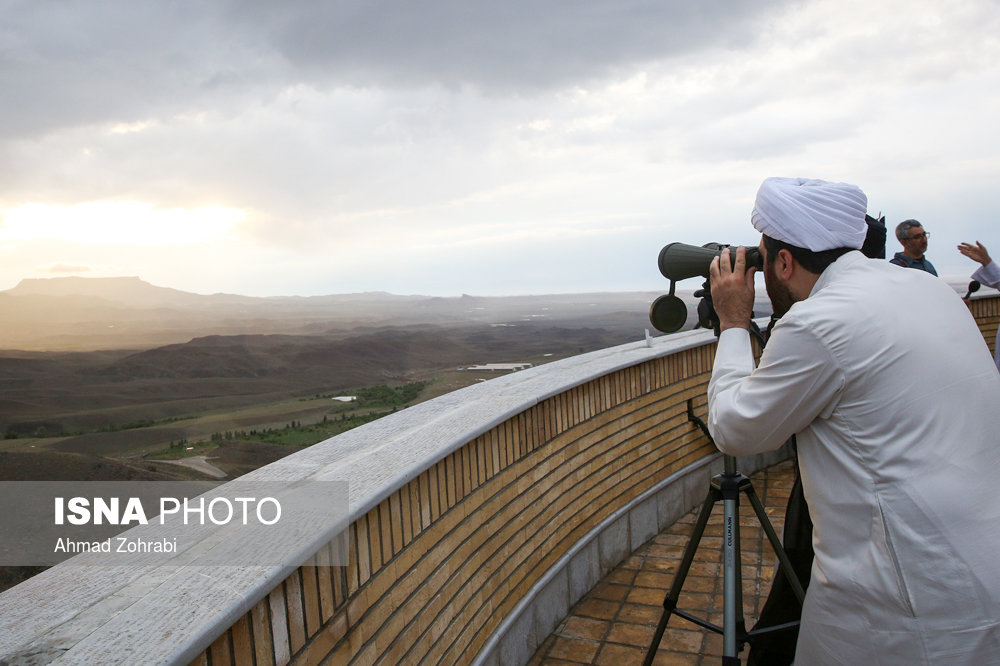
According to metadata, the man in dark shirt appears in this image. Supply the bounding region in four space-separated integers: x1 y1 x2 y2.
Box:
890 219 937 275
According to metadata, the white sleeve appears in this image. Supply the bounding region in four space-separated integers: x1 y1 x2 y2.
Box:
972 261 1000 289
708 318 845 457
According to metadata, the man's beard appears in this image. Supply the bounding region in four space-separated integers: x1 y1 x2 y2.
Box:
764 262 796 318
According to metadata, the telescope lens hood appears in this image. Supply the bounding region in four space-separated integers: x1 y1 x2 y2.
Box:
649 294 688 333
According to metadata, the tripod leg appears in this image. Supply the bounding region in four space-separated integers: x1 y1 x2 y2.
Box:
743 486 806 603
722 493 745 663
643 488 718 666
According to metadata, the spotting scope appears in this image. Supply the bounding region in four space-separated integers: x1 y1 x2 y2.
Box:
649 242 763 335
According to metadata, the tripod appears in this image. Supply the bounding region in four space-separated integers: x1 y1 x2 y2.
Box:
642 401 805 665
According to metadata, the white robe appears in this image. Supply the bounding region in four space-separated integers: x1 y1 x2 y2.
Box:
971 260 1000 371
708 250 1000 664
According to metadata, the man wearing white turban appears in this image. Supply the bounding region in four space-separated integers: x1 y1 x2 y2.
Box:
707 177 1000 663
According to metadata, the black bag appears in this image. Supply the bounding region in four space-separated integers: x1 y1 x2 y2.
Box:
746 454 813 666
862 214 887 259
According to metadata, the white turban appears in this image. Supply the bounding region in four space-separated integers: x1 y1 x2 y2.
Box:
751 177 868 251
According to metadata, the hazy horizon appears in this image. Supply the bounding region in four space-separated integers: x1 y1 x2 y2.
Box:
0 273 681 353
3 265 992 302
3 273 672 300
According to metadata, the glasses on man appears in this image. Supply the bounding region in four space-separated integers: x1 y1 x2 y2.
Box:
908 232 929 241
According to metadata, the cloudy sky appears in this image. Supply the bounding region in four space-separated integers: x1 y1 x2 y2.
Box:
1 0 998 297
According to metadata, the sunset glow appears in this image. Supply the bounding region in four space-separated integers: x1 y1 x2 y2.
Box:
0 202 244 246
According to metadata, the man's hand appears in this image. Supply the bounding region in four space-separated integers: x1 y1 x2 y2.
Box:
709 246 757 332
958 241 992 267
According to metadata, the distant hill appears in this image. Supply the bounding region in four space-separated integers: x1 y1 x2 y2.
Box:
0 276 666 351
6 276 412 310
7 276 225 307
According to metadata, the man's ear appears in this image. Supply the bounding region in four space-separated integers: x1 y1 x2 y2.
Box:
777 248 795 280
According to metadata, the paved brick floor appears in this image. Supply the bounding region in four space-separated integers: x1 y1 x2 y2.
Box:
529 459 797 665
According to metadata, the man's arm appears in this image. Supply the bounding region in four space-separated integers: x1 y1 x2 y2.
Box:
972 261 1000 290
959 241 1000 288
708 319 845 457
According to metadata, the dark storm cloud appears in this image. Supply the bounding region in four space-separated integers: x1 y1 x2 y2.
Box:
229 0 782 89
0 0 787 140
0 1 277 140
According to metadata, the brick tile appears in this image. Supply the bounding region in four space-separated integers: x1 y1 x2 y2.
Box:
627 586 666 606
606 569 637 585
634 570 674 589
654 533 693 547
650 627 702 653
676 591 713 612
617 602 661 625
645 543 688 559
641 558 679 574
687 561 720 577
590 582 630 602
677 575 716 593
560 616 609 641
547 636 600 663
698 536 723 550
651 651 699 665
701 630 724 657
621 555 644 570
574 598 621 621
702 523 725 537
595 642 646 665
606 621 656 647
